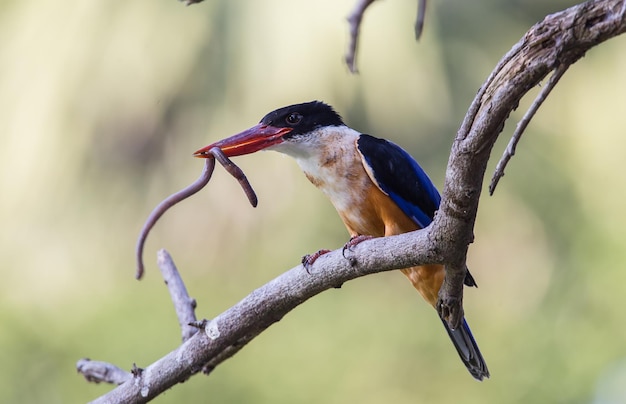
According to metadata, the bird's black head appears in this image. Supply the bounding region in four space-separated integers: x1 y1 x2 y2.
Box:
259 101 345 138
193 101 344 158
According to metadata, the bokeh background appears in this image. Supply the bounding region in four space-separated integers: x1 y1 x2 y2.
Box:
2 0 626 402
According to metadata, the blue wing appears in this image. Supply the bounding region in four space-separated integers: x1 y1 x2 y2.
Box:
357 134 478 288
357 134 441 229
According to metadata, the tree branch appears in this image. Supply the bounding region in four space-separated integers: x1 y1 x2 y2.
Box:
77 359 132 385
345 0 377 73
86 0 626 401
434 0 626 328
157 249 199 342
88 232 439 403
488 63 570 195
345 0 428 72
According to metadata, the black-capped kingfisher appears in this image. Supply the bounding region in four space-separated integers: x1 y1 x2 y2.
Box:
194 101 489 380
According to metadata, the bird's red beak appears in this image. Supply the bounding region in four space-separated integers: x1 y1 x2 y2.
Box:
193 124 293 158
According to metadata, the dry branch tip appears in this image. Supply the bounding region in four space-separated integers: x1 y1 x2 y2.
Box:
489 63 570 195
76 358 132 385
157 249 199 341
415 0 427 40
345 0 376 73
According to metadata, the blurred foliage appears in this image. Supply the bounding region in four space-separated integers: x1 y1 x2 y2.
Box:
1 0 626 402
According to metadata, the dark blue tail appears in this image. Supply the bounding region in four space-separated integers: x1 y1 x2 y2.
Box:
441 317 489 381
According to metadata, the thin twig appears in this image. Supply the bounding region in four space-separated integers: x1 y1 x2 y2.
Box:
209 147 258 207
157 249 198 342
346 0 427 72
345 0 377 73
76 359 132 385
135 158 216 279
489 63 570 195
415 0 427 40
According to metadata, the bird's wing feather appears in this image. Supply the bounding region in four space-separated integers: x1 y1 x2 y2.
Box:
356 134 441 228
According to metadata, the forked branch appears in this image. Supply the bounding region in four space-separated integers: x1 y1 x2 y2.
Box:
434 0 626 327
345 0 428 73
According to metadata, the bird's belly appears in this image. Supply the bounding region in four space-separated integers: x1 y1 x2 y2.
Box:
337 203 386 237
325 183 385 236
303 169 384 236
329 180 417 238
297 145 416 237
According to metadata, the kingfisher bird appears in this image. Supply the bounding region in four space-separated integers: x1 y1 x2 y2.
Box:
194 101 489 380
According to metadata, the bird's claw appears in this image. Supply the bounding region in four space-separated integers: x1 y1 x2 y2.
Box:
436 292 464 330
437 270 467 329
302 249 331 274
341 235 374 258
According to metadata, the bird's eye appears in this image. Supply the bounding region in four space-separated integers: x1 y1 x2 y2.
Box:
286 113 302 126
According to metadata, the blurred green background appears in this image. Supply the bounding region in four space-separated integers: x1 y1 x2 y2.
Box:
2 0 626 402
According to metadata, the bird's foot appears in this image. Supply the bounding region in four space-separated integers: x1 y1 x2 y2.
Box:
341 235 373 257
302 249 331 274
